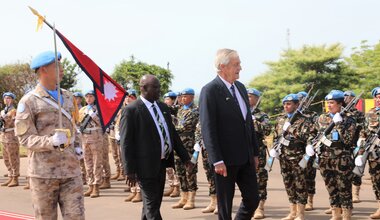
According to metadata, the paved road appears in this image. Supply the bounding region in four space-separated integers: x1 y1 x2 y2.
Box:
0 156 377 219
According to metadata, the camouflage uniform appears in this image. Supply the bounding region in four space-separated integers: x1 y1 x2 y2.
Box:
175 103 199 192
195 121 216 196
350 108 365 187
15 84 84 219
274 113 310 205
108 119 124 177
166 105 180 188
102 133 111 180
79 105 104 186
311 112 356 210
252 108 271 201
0 105 20 178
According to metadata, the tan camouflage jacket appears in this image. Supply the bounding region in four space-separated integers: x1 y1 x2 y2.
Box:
0 105 18 143
15 84 81 178
309 112 356 158
252 108 271 141
79 105 103 144
175 103 199 136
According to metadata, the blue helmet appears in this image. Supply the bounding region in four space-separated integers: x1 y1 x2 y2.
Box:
282 94 299 104
297 91 308 99
325 90 344 100
31 51 62 70
181 88 195 95
2 92 16 99
73 92 83 98
372 87 380 98
127 89 137 97
84 90 95 96
247 88 261 97
164 91 177 98
344 90 356 97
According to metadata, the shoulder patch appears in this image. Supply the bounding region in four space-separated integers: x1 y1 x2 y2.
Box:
17 103 25 113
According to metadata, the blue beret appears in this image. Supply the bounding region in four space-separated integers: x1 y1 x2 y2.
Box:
164 92 177 98
325 90 344 100
344 90 356 97
247 88 261 97
127 89 137 96
31 51 62 70
176 92 181 96
2 92 16 99
85 90 95 96
181 88 195 95
372 87 380 97
282 94 299 103
73 92 83 97
297 91 308 98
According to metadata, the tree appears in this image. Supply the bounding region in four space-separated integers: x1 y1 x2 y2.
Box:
112 56 173 95
60 58 81 90
248 44 359 115
0 62 37 108
346 40 380 98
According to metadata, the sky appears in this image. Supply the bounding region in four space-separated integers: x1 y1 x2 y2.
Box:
1 0 380 94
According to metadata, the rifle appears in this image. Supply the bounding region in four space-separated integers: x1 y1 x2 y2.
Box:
79 108 96 133
353 125 380 176
0 105 11 132
253 94 263 111
265 86 314 171
190 142 201 164
298 92 363 169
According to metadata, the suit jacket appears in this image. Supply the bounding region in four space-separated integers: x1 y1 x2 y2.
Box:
199 76 259 166
120 98 190 179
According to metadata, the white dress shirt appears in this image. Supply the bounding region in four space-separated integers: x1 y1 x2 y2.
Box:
141 96 173 159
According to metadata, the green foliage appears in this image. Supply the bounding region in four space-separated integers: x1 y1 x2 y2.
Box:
0 62 37 108
249 44 359 115
112 56 173 95
60 58 81 90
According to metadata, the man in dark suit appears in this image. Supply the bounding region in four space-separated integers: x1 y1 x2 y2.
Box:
199 49 260 220
120 74 192 220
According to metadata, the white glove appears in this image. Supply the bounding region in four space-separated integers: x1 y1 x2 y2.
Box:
269 148 279 158
52 131 68 147
282 122 291 131
193 143 201 152
75 147 84 160
333 113 343 123
357 138 365 147
306 145 315 156
252 115 256 120
0 111 6 118
89 110 97 118
355 155 364 166
115 132 120 141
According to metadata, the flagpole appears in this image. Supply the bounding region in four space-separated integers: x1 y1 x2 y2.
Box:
53 23 63 129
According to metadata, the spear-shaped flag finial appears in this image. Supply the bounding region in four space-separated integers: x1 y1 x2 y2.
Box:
28 6 45 31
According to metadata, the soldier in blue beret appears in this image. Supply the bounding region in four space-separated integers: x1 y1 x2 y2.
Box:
73 92 84 110
306 89 356 218
272 93 310 219
31 51 62 73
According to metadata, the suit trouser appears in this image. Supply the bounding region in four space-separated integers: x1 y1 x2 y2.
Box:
138 161 166 220
215 162 259 220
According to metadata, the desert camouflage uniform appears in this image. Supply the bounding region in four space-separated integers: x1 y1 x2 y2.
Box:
166 105 180 188
108 118 124 176
79 105 104 186
15 84 84 219
175 103 199 192
274 113 310 205
0 105 20 178
195 121 216 195
311 112 356 209
252 108 271 201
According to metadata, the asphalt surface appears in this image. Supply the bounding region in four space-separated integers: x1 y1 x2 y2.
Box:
0 156 377 220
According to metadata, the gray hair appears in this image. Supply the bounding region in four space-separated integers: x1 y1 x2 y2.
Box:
214 48 238 73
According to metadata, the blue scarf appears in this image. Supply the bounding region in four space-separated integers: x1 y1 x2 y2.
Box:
40 84 64 105
287 113 294 118
183 102 193 110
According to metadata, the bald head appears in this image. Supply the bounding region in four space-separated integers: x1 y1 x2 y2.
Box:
140 74 161 102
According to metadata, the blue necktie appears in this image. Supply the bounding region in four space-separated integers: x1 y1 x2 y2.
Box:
230 85 239 107
152 104 171 159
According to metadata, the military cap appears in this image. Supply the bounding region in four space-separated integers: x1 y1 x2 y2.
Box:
282 94 299 104
372 87 380 97
344 90 356 97
73 92 83 98
2 92 16 99
127 89 137 97
84 90 95 96
325 90 344 100
164 92 177 98
181 88 195 95
31 51 62 70
176 92 181 96
247 88 261 97
297 91 308 98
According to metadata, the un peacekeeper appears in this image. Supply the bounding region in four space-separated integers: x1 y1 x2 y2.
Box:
15 51 84 219
297 91 319 211
0 92 20 187
163 91 181 197
247 88 271 219
73 92 87 184
194 121 218 214
343 91 366 204
355 87 380 219
306 90 356 220
172 88 199 210
73 92 84 109
79 90 104 198
271 94 310 220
